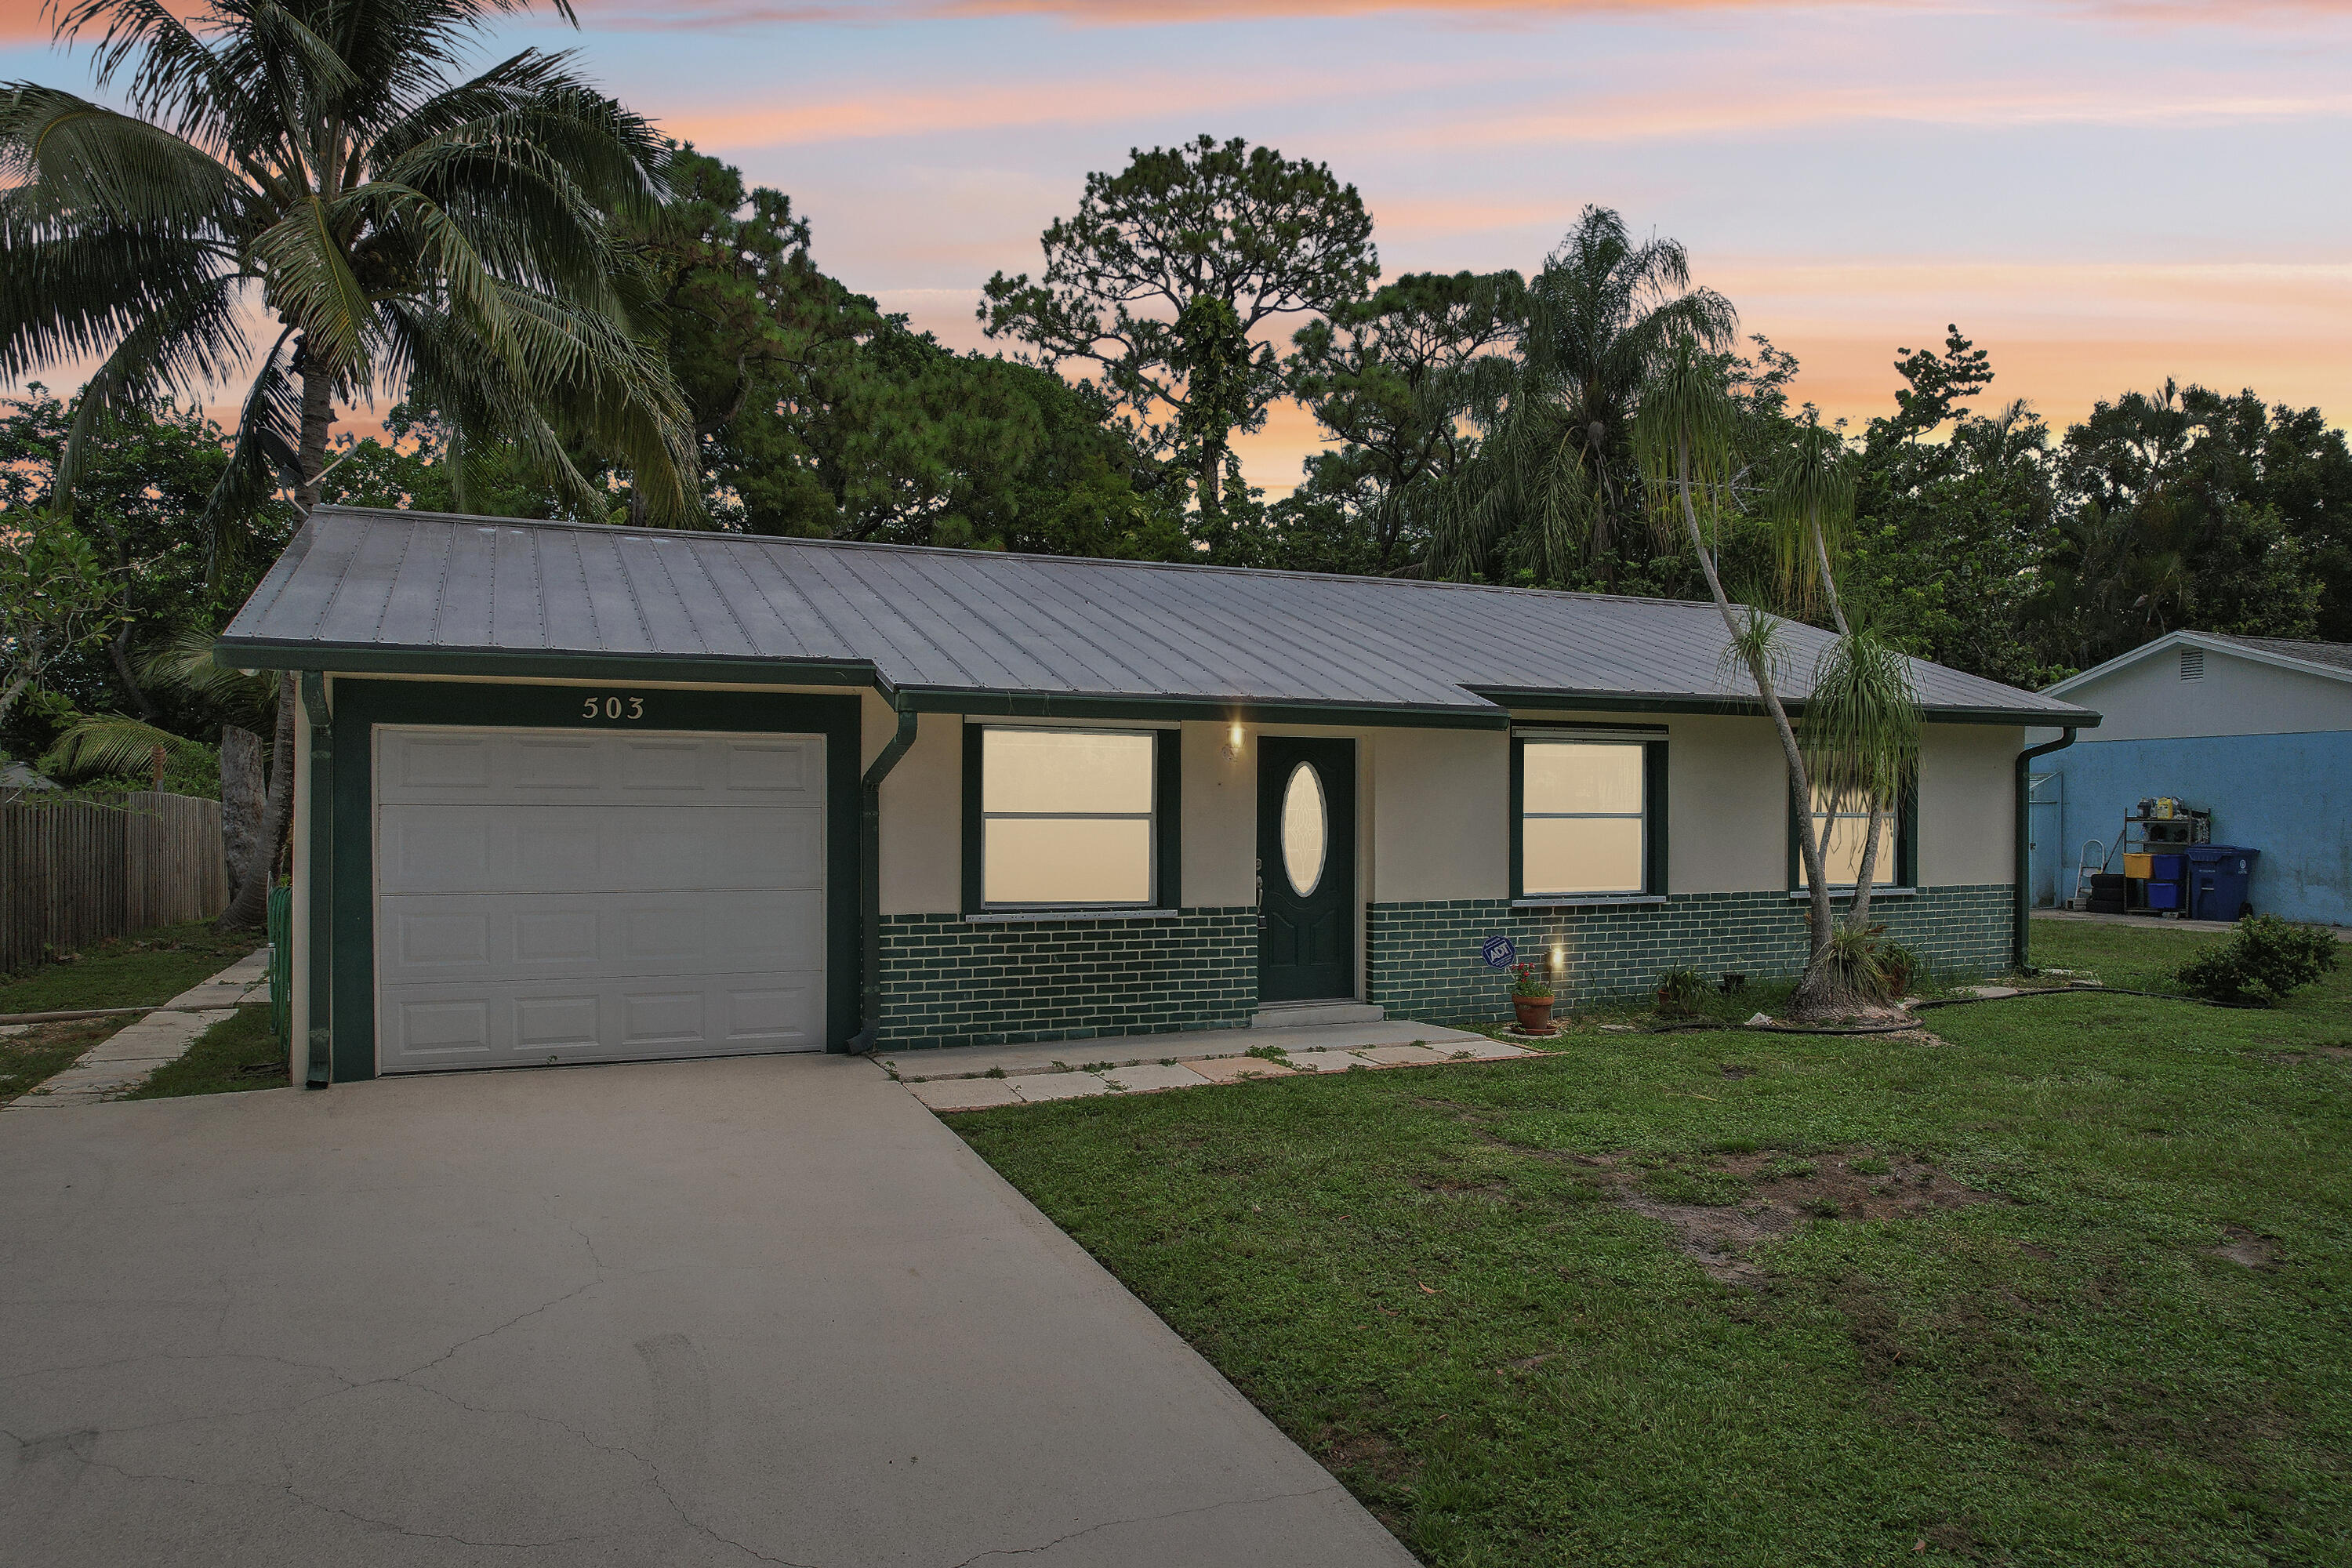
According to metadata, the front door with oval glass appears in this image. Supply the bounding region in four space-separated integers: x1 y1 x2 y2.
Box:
1256 736 1356 1003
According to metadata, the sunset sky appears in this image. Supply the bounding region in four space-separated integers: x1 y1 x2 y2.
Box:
5 0 2348 494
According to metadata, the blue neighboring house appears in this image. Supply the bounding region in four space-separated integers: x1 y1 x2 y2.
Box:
2028 632 2352 926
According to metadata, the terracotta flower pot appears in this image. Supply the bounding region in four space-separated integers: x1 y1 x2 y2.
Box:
1513 996 1555 1031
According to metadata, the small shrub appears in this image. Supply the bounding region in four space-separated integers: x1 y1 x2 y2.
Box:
1813 923 1901 1008
1653 966 1707 1015
2173 915 2340 1005
1879 942 1925 996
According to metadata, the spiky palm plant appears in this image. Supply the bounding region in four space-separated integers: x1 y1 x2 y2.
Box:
1767 413 1920 940
3 0 699 927
1432 205 1735 584
1635 336 1848 1016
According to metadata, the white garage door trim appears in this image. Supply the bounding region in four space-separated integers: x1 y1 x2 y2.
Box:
373 724 827 1073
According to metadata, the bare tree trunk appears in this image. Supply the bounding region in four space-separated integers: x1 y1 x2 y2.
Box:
1849 801 1885 927
216 677 295 931
1198 442 1221 537
107 624 157 721
219 724 267 914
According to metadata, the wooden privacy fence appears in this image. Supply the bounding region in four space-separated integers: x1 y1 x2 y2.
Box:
0 792 229 975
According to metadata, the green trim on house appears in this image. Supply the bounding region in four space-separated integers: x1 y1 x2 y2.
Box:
1509 731 1670 900
902 686 1512 731
1479 686 2089 728
297 672 333 1088
875 906 1255 1047
323 678 863 1081
1367 884 2009 1024
960 722 1184 915
1784 778 1918 892
220 640 877 689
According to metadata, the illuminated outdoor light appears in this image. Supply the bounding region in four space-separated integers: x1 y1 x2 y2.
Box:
1549 942 1566 975
1225 721 1245 758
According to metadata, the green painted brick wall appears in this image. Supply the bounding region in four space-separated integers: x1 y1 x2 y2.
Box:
1367 884 2012 1025
876 907 1256 1048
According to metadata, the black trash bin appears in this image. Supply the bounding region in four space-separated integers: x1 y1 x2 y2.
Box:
2185 846 2259 921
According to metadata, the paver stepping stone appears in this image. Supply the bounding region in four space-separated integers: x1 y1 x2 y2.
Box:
1004 1072 1114 1102
1188 1055 1297 1083
1102 1063 1213 1093
907 1078 1022 1112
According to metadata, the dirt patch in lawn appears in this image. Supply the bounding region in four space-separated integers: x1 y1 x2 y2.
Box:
1589 1149 2002 1285
2209 1226 2279 1270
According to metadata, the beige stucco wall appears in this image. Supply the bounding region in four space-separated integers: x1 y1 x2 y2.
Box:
875 710 962 916
857 700 2028 916
1918 724 2022 886
1364 728 1509 902
1181 720 1257 907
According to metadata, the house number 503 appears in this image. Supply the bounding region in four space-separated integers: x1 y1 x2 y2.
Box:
583 695 645 720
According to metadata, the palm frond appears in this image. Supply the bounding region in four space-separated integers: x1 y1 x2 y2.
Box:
39 711 209 782
1802 630 1921 814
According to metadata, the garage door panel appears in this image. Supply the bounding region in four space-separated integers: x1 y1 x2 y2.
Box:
379 731 822 807
381 804 821 895
379 974 823 1066
376 725 827 1073
379 891 821 984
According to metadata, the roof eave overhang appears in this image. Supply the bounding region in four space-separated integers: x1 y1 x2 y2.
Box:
211 639 880 690
1472 686 2099 728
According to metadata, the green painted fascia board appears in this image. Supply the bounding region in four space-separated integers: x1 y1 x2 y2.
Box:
325 678 866 1081
901 688 1510 731
1474 686 2099 728
215 639 877 689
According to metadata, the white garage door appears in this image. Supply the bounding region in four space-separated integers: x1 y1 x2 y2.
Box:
374 726 826 1073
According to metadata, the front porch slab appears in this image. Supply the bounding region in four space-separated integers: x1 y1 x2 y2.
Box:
874 1018 1490 1083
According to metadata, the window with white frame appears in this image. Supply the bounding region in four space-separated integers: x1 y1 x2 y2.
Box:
1518 739 1650 897
978 727 1158 907
1796 782 1902 889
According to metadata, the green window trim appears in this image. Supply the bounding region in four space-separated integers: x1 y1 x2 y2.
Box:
1786 776 1919 893
1509 729 1670 900
960 724 1182 916
324 679 864 1083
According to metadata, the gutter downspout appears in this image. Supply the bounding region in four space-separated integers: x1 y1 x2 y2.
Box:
2013 727 2078 975
298 672 333 1087
848 695 920 1053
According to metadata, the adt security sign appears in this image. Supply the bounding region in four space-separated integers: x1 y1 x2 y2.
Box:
1480 934 1518 970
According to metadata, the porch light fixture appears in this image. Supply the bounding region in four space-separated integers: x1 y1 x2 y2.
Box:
1224 721 1245 759
1549 942 1566 977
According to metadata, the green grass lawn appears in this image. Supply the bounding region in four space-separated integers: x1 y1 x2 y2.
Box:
122 1004 287 1098
0 920 263 1015
957 920 2350 1567
0 1015 127 1103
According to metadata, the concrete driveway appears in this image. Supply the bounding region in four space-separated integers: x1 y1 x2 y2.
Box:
1 1056 1416 1567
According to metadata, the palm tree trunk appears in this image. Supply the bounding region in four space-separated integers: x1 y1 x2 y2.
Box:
216 672 294 931
1811 506 1849 637
217 348 332 931
1675 441 1836 997
1849 801 1885 927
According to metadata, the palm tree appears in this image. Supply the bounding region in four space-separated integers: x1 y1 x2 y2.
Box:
1432 205 1735 584
1633 337 1853 1016
2 0 700 926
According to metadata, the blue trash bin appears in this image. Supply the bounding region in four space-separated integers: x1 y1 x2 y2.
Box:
2184 846 2259 921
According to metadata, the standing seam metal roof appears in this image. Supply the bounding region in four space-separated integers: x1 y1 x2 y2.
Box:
220 507 2096 721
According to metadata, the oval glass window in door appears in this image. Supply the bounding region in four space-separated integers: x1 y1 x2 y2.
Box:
1281 761 1327 897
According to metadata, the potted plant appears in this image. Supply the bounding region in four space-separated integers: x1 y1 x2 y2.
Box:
1509 963 1556 1032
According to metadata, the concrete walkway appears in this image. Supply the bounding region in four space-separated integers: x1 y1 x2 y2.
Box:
0 1054 1419 1567
880 1021 1531 1113
5 948 270 1109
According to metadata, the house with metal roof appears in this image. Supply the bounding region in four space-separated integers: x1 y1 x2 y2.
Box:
2028 630 2352 925
223 506 2096 1083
